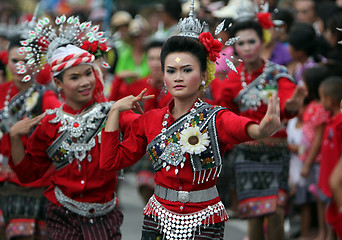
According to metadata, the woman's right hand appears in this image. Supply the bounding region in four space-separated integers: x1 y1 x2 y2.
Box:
106 89 154 132
10 113 46 138
110 89 154 114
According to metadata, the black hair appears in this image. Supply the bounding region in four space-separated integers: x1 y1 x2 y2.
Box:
303 65 329 104
163 0 182 21
327 13 342 48
320 76 342 104
230 19 263 40
160 36 207 73
8 35 24 52
272 8 295 33
146 40 164 53
315 2 340 30
288 22 321 60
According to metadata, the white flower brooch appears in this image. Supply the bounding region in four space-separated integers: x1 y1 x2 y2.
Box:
179 125 210 155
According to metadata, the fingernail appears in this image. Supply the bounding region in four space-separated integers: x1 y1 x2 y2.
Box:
151 94 155 98
137 96 141 100
268 117 271 122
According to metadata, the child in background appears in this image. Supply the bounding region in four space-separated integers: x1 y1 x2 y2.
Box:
327 153 342 239
287 106 304 195
287 105 314 239
300 66 330 240
318 76 342 239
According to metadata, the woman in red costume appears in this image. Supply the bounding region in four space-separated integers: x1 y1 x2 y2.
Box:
8 15 139 240
99 4 291 239
0 35 60 240
219 15 305 240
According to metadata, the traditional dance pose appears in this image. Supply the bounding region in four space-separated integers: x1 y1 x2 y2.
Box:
8 15 138 239
100 3 285 239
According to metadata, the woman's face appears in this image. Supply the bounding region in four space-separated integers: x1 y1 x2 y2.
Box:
164 52 204 101
147 46 163 89
55 64 95 110
8 47 33 90
234 29 263 64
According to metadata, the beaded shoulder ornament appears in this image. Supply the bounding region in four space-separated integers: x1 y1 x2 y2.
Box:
17 14 110 82
178 0 240 89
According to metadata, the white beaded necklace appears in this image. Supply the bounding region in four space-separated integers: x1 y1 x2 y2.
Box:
240 61 269 90
159 98 203 149
240 66 248 89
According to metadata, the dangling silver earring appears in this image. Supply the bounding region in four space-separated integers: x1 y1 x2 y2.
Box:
163 83 168 95
57 88 62 100
201 80 206 87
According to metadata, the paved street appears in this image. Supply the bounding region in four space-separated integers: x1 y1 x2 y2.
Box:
118 172 248 240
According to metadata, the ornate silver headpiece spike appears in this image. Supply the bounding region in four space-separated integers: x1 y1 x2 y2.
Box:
177 0 206 38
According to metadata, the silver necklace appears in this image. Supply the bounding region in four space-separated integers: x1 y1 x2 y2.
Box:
47 102 110 171
239 62 270 110
2 83 35 119
157 99 204 174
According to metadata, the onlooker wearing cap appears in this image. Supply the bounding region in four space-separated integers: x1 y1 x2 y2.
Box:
110 10 132 49
271 8 295 45
112 15 150 88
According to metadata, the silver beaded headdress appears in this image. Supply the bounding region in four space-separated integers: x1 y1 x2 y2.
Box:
176 0 240 86
17 14 109 82
177 0 206 38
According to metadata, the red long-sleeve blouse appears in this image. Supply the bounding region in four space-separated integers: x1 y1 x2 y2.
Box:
9 100 138 205
100 100 255 223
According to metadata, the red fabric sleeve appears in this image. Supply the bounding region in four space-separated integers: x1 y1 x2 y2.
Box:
9 118 54 183
100 114 148 171
119 110 140 136
216 109 255 152
326 200 342 238
277 77 297 119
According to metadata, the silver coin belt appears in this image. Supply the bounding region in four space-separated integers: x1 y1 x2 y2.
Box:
55 186 116 218
143 195 227 240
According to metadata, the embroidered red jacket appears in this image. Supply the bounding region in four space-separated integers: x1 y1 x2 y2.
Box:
100 100 255 223
9 100 138 205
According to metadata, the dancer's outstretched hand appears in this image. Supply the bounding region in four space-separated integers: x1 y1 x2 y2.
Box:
258 94 282 138
110 88 154 114
247 94 281 139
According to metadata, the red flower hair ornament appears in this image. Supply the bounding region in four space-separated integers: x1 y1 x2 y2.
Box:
80 40 109 59
257 12 274 29
199 32 222 62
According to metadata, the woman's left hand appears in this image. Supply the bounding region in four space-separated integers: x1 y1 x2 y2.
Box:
258 94 281 138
